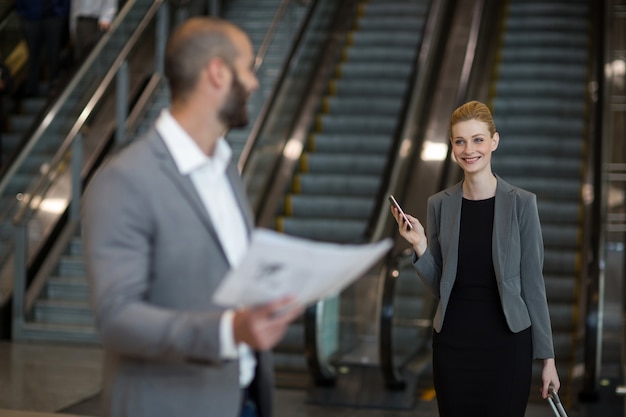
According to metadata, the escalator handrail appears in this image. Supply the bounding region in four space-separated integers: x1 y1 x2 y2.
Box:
377 0 487 389
238 0 319 173
253 0 293 73
11 0 165 227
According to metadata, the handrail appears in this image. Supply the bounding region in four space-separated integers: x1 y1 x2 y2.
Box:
12 0 165 226
238 0 318 173
253 0 292 73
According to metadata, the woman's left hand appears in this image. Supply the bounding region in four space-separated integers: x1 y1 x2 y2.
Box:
541 358 560 399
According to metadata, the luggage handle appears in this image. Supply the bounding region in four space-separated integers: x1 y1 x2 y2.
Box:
547 385 568 417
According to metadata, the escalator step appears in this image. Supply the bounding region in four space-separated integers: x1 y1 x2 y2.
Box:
337 61 413 79
492 156 582 178
493 97 585 116
495 80 585 98
343 46 418 63
357 16 425 32
494 115 584 136
506 17 589 32
508 2 587 17
498 177 581 202
317 114 397 135
500 47 587 64
503 31 587 48
544 275 577 303
324 96 403 116
497 62 586 81
538 201 580 225
330 79 408 97
309 133 393 153
302 153 387 175
277 217 368 243
294 173 381 195
286 195 374 218
495 135 583 158
544 249 578 275
541 224 580 250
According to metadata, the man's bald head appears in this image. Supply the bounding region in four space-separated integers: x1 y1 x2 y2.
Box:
164 17 244 101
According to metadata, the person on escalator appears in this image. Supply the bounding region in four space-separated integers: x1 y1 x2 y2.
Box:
70 0 118 62
15 0 70 97
390 100 560 417
82 17 303 417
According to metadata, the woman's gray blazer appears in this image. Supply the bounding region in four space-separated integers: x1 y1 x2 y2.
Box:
414 176 555 359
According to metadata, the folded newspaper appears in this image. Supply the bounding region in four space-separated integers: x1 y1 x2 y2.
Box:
212 228 393 308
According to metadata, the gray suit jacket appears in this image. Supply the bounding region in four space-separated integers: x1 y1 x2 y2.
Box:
82 128 273 417
414 176 555 359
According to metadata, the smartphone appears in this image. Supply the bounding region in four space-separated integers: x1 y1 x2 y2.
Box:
388 195 413 230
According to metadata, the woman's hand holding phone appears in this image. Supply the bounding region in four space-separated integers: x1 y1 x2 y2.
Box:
388 195 412 230
388 195 428 257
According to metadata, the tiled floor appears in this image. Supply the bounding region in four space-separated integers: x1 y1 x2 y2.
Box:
1 341 621 417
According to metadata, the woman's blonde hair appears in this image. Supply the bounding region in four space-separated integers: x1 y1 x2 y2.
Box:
450 100 496 137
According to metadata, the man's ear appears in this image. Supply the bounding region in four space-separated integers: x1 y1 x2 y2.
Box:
205 57 229 89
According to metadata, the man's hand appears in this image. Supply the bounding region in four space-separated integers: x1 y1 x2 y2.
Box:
99 21 112 31
233 296 303 351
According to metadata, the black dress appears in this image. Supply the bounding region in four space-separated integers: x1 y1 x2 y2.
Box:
432 197 532 417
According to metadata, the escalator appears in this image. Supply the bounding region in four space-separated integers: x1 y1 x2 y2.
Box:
274 0 430 243
242 0 447 398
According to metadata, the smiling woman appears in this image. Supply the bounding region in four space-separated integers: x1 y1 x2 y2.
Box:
389 100 561 417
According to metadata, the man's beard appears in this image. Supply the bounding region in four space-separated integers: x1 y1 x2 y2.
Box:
219 70 249 129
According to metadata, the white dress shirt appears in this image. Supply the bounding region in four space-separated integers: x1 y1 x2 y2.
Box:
155 109 255 387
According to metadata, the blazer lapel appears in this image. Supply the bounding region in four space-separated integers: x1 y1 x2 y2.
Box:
492 176 515 284
225 163 254 234
148 131 229 261
440 182 463 283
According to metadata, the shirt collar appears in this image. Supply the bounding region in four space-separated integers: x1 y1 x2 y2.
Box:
155 109 232 176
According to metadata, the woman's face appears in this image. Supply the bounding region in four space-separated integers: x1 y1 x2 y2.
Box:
450 119 499 175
